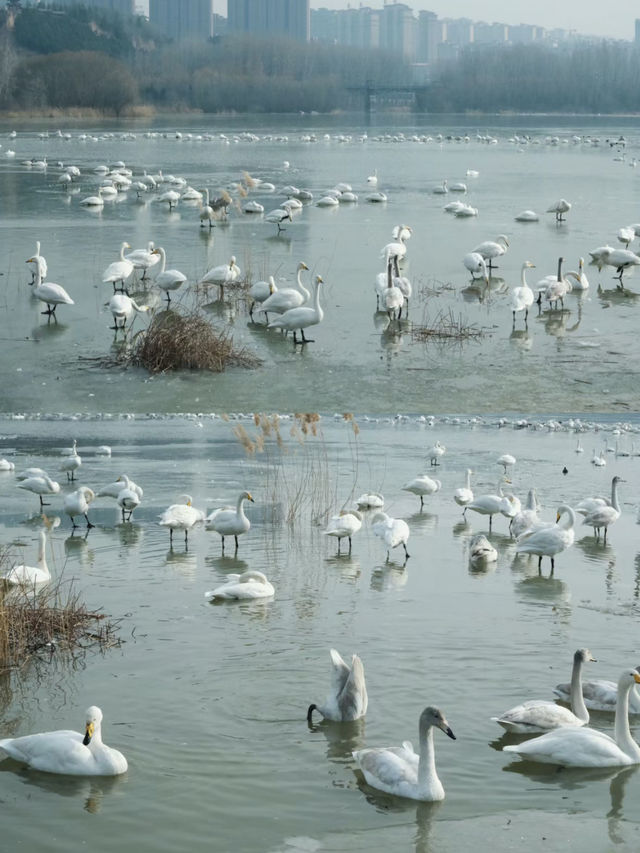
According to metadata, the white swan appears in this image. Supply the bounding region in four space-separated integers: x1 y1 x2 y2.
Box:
199 188 215 228
268 275 324 344
265 207 293 233
17 474 60 507
79 188 105 207
27 241 47 283
0 458 15 471
596 248 640 283
367 169 378 185
64 486 95 529
206 490 254 551
554 668 640 714
102 242 134 292
469 533 497 565
582 475 623 542
454 469 473 509
60 439 81 482
463 252 489 282
248 275 276 319
503 670 640 767
471 235 509 270
515 504 575 570
307 649 368 722
566 257 589 290
108 294 148 331
463 479 511 530
258 262 310 317
371 511 410 561
27 257 74 317
576 475 622 517
510 488 540 539
199 256 242 299
546 198 571 222
323 509 362 554
355 493 384 509
159 494 205 545
0 706 128 776
514 209 539 222
353 706 455 801
2 529 50 586
97 474 143 501
511 261 536 324
426 440 446 466
492 649 595 733
381 257 404 320
204 570 273 601
432 180 448 195
117 485 140 522
497 453 516 473
151 247 187 303
402 474 441 508
125 241 160 280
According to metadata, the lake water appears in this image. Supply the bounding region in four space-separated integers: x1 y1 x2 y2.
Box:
0 114 640 853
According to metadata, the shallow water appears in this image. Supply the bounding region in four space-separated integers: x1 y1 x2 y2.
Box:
1 414 640 852
1 115 640 413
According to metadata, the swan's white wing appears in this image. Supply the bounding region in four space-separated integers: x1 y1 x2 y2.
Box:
503 726 629 766
329 649 351 697
493 699 581 731
354 746 417 787
337 654 368 720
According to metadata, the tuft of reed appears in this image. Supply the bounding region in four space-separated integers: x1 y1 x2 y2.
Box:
126 309 261 373
411 308 486 342
0 566 121 673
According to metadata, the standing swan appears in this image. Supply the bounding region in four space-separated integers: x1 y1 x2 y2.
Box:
206 491 254 552
353 706 455 800
258 262 310 316
26 257 74 318
492 648 596 733
515 504 576 570
371 511 410 562
454 469 474 510
511 261 536 325
503 670 640 767
307 649 368 723
102 242 134 293
0 706 128 775
267 276 324 344
581 476 623 542
159 494 204 545
151 247 187 303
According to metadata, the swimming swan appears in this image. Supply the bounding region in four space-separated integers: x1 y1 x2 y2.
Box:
492 648 595 733
554 668 640 714
0 706 128 775
307 648 368 723
503 670 640 767
2 529 50 586
353 706 455 800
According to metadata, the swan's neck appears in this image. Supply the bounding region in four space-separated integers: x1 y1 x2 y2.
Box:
37 533 48 573
525 489 536 511
611 480 621 512
569 656 589 723
236 495 248 519
614 681 640 760
465 470 471 489
297 267 310 300
521 265 530 288
387 259 393 289
119 244 127 261
560 506 576 530
417 724 441 796
313 281 323 320
158 248 166 274
204 189 209 205
556 258 563 281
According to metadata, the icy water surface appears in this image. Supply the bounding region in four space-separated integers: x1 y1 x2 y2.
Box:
0 414 639 852
1 115 640 413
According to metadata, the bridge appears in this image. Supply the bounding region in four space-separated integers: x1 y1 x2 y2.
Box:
346 82 429 115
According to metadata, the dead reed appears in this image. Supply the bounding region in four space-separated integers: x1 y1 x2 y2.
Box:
126 309 261 373
411 308 487 342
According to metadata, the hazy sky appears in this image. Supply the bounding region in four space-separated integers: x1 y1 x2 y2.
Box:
211 2 637 41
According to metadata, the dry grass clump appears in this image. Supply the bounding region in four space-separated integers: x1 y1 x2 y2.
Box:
411 308 486 342
128 309 261 373
0 573 121 673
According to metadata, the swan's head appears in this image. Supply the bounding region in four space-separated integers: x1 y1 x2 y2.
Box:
178 494 192 506
618 670 640 690
298 262 309 271
575 648 596 664
497 235 510 248
612 476 625 485
420 706 456 740
81 487 96 502
242 491 254 502
523 261 535 269
82 706 103 745
229 256 236 267
316 275 324 285
370 511 388 525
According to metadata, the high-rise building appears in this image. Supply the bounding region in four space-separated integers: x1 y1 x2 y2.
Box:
635 19 640 45
473 22 508 45
149 0 213 41
509 24 540 44
49 0 136 16
336 7 380 51
379 2 416 61
311 8 338 44
228 0 310 42
416 10 442 63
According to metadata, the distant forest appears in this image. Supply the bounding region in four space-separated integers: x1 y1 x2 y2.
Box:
1 3 640 115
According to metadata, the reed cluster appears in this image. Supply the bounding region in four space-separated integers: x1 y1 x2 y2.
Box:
411 308 486 342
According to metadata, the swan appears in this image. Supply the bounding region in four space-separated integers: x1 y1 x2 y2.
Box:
515 504 575 569
79 188 105 207
582 476 623 542
463 479 511 530
463 252 489 282
102 242 134 292
469 533 497 565
206 490 254 551
159 494 205 545
503 670 640 767
157 189 180 210
17 474 60 507
16 467 49 481
267 275 324 344
125 242 160 280
323 509 363 554
108 294 148 331
510 488 540 539
511 261 536 324
2 529 50 586
471 235 509 270
0 458 15 471
353 706 455 801
497 453 516 473
538 257 569 310
60 440 81 482
589 244 615 263
454 469 473 509
617 226 635 248
591 448 607 467
249 275 276 319
391 257 412 310
151 247 187 303
450 181 467 193
426 441 446 466
198 188 215 227
576 476 621 519
265 207 293 233
554 668 640 714
366 191 387 203
514 209 539 222
546 198 571 222
492 649 595 733
27 241 47 283
117 485 140 522
355 493 384 509
566 258 589 290
382 257 404 320
204 570 274 601
0 706 128 776
575 438 584 453
402 474 441 508
367 169 378 185
258 263 310 316
454 203 478 218
26 257 74 317
64 486 95 529
242 200 264 214
432 180 448 194
371 511 410 561
307 649 368 722
596 247 640 283
199 256 242 299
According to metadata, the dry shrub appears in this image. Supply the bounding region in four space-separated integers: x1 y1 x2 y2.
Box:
0 572 121 673
129 310 261 374
411 308 486 342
